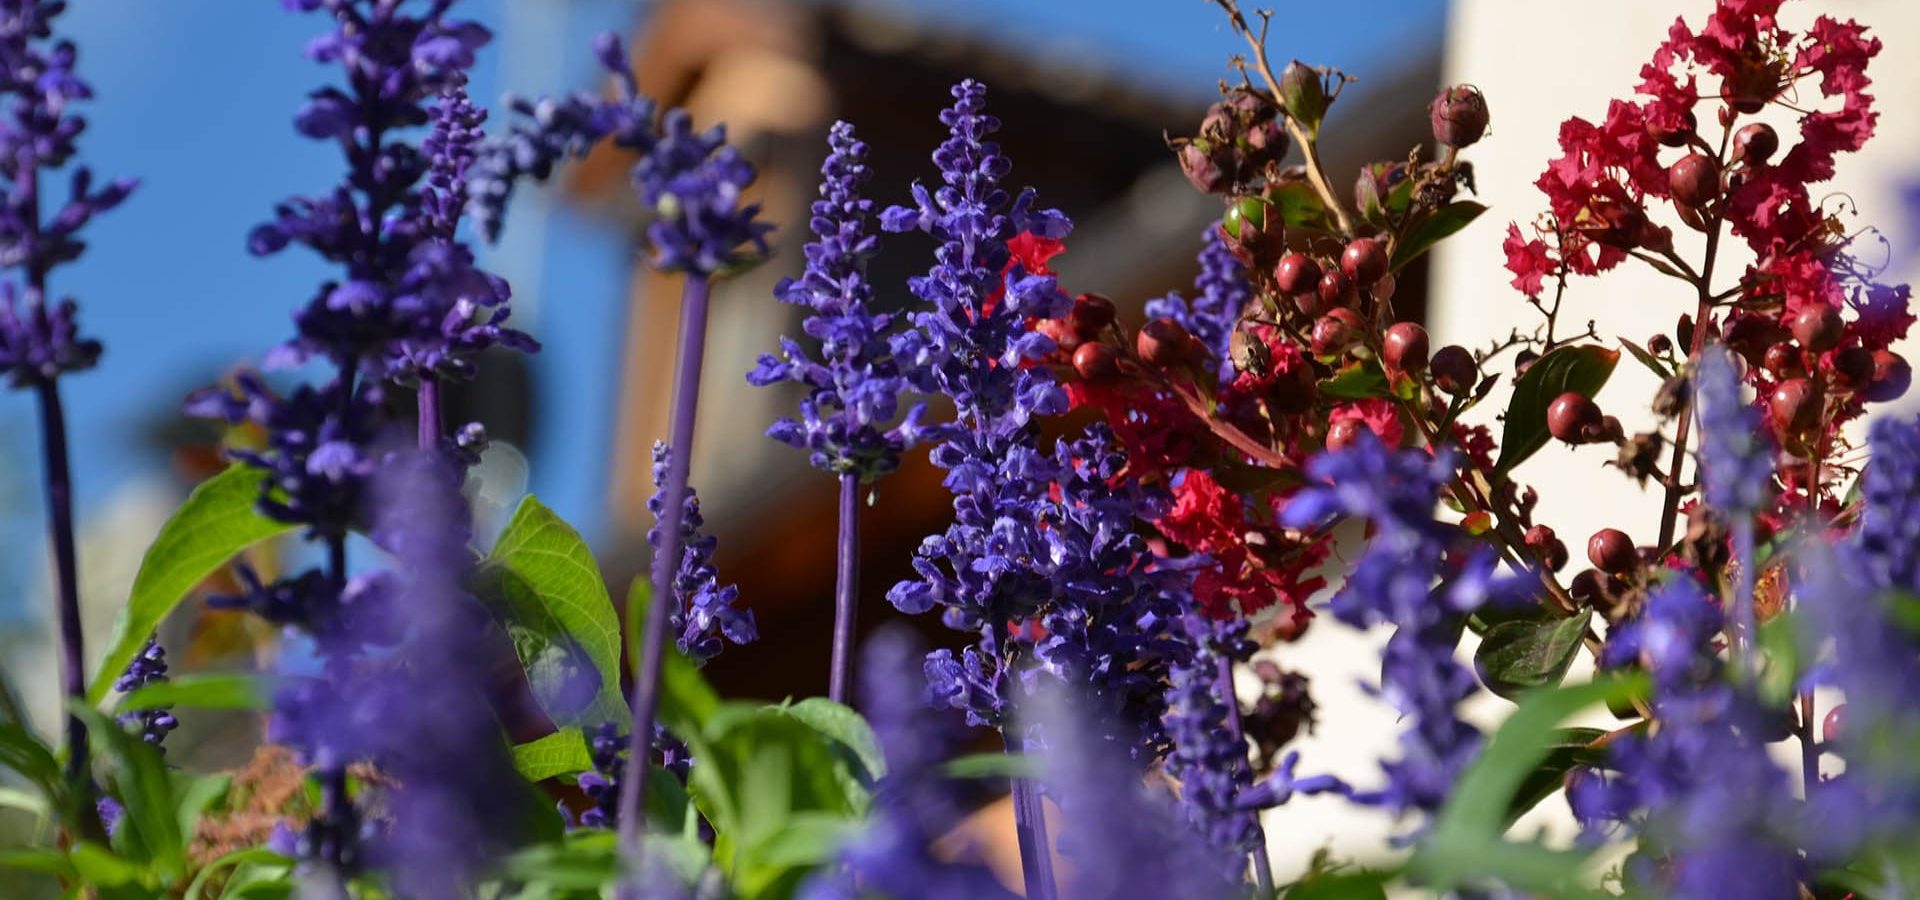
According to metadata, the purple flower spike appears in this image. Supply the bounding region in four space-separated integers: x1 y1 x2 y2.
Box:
1144 225 1250 382
113 639 178 750
648 441 757 664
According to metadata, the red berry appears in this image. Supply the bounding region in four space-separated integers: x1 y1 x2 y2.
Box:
1867 350 1913 402
1382 322 1430 374
1667 153 1722 208
1768 378 1820 434
1340 238 1388 287
1274 253 1322 296
1547 392 1603 444
1824 704 1845 745
1429 85 1490 149
1587 528 1637 575
1310 308 1364 357
1137 318 1193 368
1763 343 1803 379
1569 569 1604 604
1072 342 1120 382
1646 109 1696 148
1789 304 1844 354
1734 123 1778 166
1430 345 1477 396
1068 293 1116 338
1316 269 1352 310
1325 417 1366 452
1830 347 1874 393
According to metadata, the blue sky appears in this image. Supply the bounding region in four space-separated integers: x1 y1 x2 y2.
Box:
1 0 1443 604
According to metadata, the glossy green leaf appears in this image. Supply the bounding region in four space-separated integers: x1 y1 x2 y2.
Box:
512 728 594 782
1389 201 1487 273
1504 727 1606 826
73 703 183 879
1474 609 1591 701
1492 344 1621 477
118 674 269 714
90 466 295 704
1318 359 1390 401
482 496 627 727
779 698 884 782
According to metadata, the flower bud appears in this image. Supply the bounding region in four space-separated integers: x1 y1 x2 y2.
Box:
1734 122 1779 166
1068 293 1117 338
1587 528 1637 575
1430 345 1477 396
1667 153 1722 208
1137 318 1194 368
1073 342 1120 383
1768 378 1820 435
1524 524 1568 571
1547 391 1602 444
1866 350 1912 402
1647 333 1673 355
1429 85 1490 149
1179 141 1232 194
1382 322 1430 374
1340 237 1387 288
1280 60 1327 131
1310 308 1364 357
1273 253 1322 297
1789 304 1843 354
1569 568 1604 605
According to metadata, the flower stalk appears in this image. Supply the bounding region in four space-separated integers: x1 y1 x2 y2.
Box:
830 472 861 704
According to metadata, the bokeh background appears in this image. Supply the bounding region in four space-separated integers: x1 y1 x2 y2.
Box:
1 0 1916 886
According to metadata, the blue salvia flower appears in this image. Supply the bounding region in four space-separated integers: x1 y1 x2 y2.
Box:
749 121 927 481
1567 578 1799 899
1030 423 1191 759
801 628 1018 900
469 34 769 276
248 0 533 382
1280 434 1503 827
648 441 756 664
1143 224 1249 382
423 76 485 241
1161 614 1260 862
563 722 692 832
1694 346 1773 514
113 639 177 749
883 79 1074 728
1795 416 1920 860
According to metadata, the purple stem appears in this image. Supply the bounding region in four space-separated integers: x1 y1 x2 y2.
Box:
34 378 88 793
1732 516 1757 678
828 473 859 704
1005 729 1058 900
617 275 711 877
1215 655 1273 895
417 375 442 451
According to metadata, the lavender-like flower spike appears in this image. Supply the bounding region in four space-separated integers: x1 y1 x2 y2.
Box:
1144 224 1250 382
1694 346 1772 514
423 76 486 241
648 441 757 664
1281 434 1502 829
750 121 928 481
1162 615 1261 862
565 721 693 831
1567 579 1799 899
113 639 178 750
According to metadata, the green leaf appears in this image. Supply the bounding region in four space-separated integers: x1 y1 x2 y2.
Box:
748 811 857 870
1284 868 1395 900
118 674 269 714
184 848 286 900
1268 180 1329 232
1474 610 1591 701
1503 727 1606 826
779 698 884 782
512 729 595 782
1492 344 1621 477
501 831 621 890
0 785 48 820
939 751 1041 782
89 466 296 704
1617 337 1673 378
0 847 72 878
67 841 143 887
690 707 862 888
0 721 59 795
1317 359 1390 400
1389 201 1487 273
175 773 232 844
481 495 627 727
72 703 184 879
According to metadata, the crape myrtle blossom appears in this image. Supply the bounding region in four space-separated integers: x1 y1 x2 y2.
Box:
802 629 1017 900
1280 434 1509 827
648 441 756 664
1567 579 1799 899
750 121 928 481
